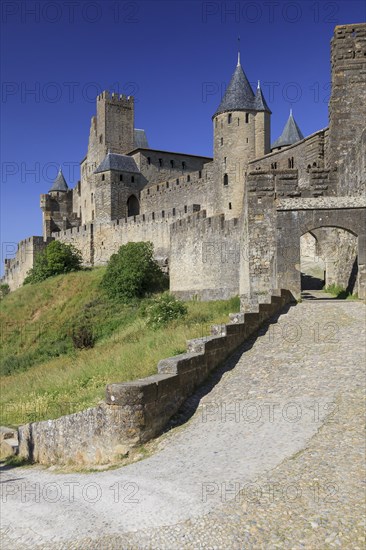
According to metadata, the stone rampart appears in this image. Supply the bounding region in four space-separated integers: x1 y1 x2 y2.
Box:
17 289 294 465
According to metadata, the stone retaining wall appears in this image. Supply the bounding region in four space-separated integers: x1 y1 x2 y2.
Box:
18 289 294 465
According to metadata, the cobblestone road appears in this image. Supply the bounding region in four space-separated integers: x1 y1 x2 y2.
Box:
1 296 365 549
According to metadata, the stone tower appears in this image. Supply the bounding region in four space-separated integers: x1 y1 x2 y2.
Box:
327 23 366 195
40 168 79 239
212 54 271 218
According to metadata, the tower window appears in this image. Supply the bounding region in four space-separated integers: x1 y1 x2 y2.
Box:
152 212 155 220
92 210 95 220
176 178 179 184
237 118 240 126
229 202 232 210
91 193 94 203
245 113 249 123
147 189 150 195
228 113 232 124
173 208 176 216
170 160 174 168
184 205 187 213
157 185 159 191
158 158 163 167
271 162 277 169
223 173 229 186
199 170 202 178
102 174 105 181
220 137 223 146
99 134 103 143
187 175 191 182
288 157 294 168
120 174 123 181
224 157 227 166
166 181 169 188
131 176 135 183
147 157 151 165
162 210 165 218
246 138 249 143
182 161 186 170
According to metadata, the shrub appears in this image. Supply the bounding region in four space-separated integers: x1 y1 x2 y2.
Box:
71 323 95 350
0 284 10 299
24 241 82 284
145 292 187 329
101 242 168 302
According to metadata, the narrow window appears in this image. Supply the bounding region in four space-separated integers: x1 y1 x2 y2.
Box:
224 157 227 166
245 113 249 123
152 212 155 220
288 157 294 168
220 137 223 146
102 174 105 181
99 134 103 143
120 174 123 181
187 175 191 182
176 178 179 184
228 113 232 124
229 202 232 210
91 193 94 203
170 160 174 168
131 176 135 183
173 208 176 216
182 161 186 170
215 119 218 128
166 181 169 188
147 157 151 165
147 189 150 195
184 205 187 213
198 170 202 178
223 173 229 186
92 210 95 220
157 185 159 191
246 138 248 143
237 117 240 126
158 158 163 167
162 210 165 218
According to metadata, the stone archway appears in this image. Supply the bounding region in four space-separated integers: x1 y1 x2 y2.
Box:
276 207 366 299
127 195 140 217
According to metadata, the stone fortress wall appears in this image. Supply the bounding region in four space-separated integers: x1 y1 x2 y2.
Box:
2 24 365 301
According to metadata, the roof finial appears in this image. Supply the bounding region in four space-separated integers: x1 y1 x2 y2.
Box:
237 36 241 66
257 80 260 89
290 107 293 116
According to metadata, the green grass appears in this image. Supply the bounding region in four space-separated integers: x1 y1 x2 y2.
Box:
0 268 240 427
323 283 359 300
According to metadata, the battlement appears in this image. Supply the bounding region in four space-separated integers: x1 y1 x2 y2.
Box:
332 23 366 65
170 210 239 234
97 91 134 105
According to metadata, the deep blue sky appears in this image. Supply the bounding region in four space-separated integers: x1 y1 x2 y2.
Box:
1 0 365 272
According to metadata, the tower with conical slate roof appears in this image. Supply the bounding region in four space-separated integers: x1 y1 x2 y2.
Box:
271 110 304 151
212 53 271 218
40 168 80 239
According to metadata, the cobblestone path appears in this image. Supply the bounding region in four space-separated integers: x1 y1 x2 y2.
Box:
1 298 365 549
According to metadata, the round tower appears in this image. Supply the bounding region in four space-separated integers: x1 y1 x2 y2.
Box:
212 54 271 218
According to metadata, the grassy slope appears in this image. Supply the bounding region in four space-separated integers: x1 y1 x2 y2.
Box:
0 268 239 427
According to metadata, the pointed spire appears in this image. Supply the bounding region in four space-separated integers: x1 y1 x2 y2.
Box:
254 81 271 113
49 167 68 193
213 62 255 117
271 110 304 149
237 36 241 66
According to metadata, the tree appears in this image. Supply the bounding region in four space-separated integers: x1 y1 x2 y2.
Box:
24 241 82 284
101 242 168 302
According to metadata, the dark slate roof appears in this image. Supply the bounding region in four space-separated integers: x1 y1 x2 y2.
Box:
214 60 272 117
271 111 304 148
254 82 271 113
134 129 149 148
94 153 140 174
49 168 68 192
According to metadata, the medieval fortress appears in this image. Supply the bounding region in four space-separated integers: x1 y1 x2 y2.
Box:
3 24 366 305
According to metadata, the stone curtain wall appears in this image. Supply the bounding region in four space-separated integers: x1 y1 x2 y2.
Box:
248 129 329 190
0 237 51 291
140 163 217 218
18 289 294 465
169 211 241 300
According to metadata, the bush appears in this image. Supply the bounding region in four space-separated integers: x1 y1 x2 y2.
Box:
101 242 168 302
145 292 187 329
0 284 10 299
24 241 82 284
71 323 95 350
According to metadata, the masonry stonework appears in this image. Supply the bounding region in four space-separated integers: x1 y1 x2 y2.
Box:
2 24 365 303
